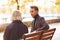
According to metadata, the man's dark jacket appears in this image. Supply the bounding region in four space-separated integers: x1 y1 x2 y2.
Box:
4 20 28 40
31 15 49 32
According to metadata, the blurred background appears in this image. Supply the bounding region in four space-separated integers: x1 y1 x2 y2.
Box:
0 0 60 24
0 0 60 40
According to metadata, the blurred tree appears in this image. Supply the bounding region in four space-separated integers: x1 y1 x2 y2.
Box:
44 8 48 13
24 0 34 3
55 0 60 12
20 3 26 13
1 5 6 14
8 0 16 6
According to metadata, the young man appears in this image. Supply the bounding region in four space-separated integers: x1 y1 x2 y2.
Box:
3 11 28 40
30 6 49 32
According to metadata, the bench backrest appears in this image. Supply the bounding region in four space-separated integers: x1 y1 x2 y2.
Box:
41 28 56 40
23 31 42 40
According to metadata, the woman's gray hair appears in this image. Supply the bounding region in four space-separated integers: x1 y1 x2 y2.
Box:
12 10 22 21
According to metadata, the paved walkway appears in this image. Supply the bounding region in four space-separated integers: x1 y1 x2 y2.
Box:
49 23 60 40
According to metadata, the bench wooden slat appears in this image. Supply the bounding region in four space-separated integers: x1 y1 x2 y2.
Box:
23 31 42 40
41 28 56 40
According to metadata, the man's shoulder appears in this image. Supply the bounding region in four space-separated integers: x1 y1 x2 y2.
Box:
38 16 44 20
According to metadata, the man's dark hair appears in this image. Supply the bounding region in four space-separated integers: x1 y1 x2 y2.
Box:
30 6 39 11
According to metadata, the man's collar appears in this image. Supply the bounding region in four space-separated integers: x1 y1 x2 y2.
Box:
34 14 39 19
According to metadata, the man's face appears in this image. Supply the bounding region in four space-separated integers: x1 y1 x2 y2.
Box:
30 8 38 18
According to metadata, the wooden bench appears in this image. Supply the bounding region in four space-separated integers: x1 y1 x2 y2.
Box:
23 31 42 40
41 28 56 40
23 28 56 40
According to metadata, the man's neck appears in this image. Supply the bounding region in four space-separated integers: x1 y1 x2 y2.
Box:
34 14 39 19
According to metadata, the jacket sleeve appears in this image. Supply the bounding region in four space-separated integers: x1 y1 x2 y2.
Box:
3 26 11 40
25 26 28 33
23 24 28 33
36 17 49 31
31 26 35 32
31 21 35 32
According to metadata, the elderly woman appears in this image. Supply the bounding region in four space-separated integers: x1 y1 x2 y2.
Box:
3 11 28 40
